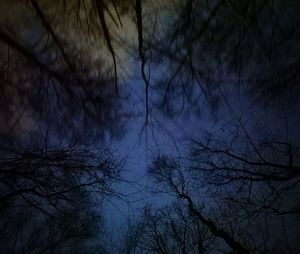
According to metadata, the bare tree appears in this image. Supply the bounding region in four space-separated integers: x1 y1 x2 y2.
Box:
0 145 122 253
147 119 300 253
139 0 300 116
123 203 216 254
0 1 130 252
0 0 133 144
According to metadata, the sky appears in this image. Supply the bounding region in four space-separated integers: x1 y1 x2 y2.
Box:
102 65 300 240
1 1 300 252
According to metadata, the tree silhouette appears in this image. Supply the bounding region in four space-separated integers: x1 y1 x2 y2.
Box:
138 0 300 116
0 1 299 253
123 203 216 254
148 119 300 253
0 145 121 253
